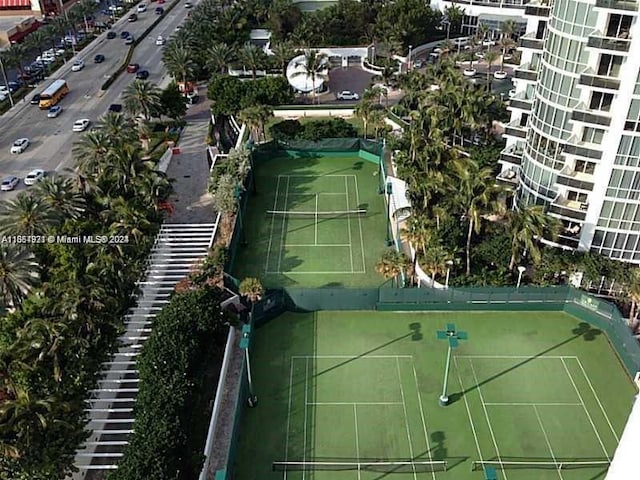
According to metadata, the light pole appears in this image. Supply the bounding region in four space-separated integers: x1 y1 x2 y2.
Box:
385 182 394 246
58 0 77 56
234 184 246 246
516 265 526 288
0 54 14 107
445 260 454 288
408 45 413 71
239 323 258 407
436 323 468 406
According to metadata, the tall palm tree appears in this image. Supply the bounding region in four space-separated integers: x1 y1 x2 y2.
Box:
375 249 410 288
32 177 86 220
237 105 273 142
3 43 27 81
354 99 375 139
290 49 328 105
401 214 433 285
421 241 452 285
207 41 235 75
74 0 95 35
270 41 295 76
0 244 39 310
238 43 266 80
162 40 196 87
627 268 640 322
505 205 560 270
72 130 112 174
239 277 264 322
25 29 49 76
483 50 499 90
0 194 60 237
450 159 503 275
497 36 516 74
122 80 162 122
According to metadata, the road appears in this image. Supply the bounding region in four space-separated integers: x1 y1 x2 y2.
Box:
0 1 191 198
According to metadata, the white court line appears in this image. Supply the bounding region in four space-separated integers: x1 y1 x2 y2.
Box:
396 357 418 480
285 244 353 247
575 357 620 442
453 356 484 465
292 355 413 359
285 174 357 177
283 359 295 480
286 192 348 196
266 270 366 274
314 194 318 246
264 175 282 274
484 402 582 406
411 360 437 480
469 359 508 480
276 176 291 273
560 358 610 460
303 357 309 480
354 404 361 480
353 175 367 273
456 355 578 359
307 402 404 405
533 405 564 480
345 176 354 273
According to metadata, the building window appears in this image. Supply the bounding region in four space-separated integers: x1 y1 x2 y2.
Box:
567 191 588 203
589 92 614 112
597 54 623 77
581 127 604 144
605 14 632 38
624 99 640 132
575 160 596 174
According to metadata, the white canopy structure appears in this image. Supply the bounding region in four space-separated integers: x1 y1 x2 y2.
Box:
605 393 640 480
386 176 412 221
286 54 329 93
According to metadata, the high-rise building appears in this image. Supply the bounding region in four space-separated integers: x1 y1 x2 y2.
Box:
500 0 640 263
431 0 529 38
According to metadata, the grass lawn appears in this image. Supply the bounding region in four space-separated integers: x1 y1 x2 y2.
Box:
234 310 635 480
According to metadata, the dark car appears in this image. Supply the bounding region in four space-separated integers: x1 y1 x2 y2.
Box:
120 31 130 39
136 70 149 80
155 6 164 14
108 104 122 113
30 94 41 105
127 63 140 73
7 82 20 93
107 31 116 39
94 54 105 63
128 14 137 22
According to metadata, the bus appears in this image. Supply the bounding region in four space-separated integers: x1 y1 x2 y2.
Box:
39 79 69 109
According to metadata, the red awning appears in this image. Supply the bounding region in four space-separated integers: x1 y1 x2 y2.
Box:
0 0 32 7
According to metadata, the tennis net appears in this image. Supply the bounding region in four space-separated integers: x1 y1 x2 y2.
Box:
272 460 447 473
266 209 367 219
472 460 610 471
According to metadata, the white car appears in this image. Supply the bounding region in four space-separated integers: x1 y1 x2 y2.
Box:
1 176 19 192
72 119 91 132
137 3 146 12
24 169 46 186
71 60 84 71
0 85 7 94
336 90 360 101
10 138 30 154
155 35 165 46
47 105 63 118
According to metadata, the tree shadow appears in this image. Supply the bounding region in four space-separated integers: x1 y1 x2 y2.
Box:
409 322 422 341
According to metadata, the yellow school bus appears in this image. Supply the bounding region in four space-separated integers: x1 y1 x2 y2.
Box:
39 79 69 109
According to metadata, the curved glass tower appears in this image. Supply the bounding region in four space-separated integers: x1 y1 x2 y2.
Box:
501 0 640 263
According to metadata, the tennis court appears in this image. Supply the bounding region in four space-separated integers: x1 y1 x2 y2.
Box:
231 154 387 287
233 311 636 480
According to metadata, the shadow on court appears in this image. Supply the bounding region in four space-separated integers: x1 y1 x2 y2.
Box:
447 322 602 404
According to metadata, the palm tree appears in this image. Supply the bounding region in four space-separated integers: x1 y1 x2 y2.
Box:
122 80 162 122
505 205 560 270
483 50 499 90
421 241 452 284
25 29 49 76
3 43 27 81
32 177 86 220
450 159 504 275
14 318 68 382
497 35 516 74
239 277 264 322
354 99 375 139
162 39 196 87
0 194 60 237
401 214 433 285
375 249 410 287
72 130 112 174
270 41 295 76
237 105 273 142
290 50 329 105
627 268 640 322
0 244 39 310
207 41 235 75
238 43 266 80
74 0 95 35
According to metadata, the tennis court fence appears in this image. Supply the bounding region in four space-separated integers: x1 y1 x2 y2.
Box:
471 459 610 471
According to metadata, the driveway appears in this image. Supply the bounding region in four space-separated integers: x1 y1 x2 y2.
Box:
322 66 375 103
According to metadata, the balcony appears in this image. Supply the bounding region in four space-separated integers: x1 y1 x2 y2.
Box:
548 197 588 221
504 120 528 139
520 35 544 51
571 109 611 126
586 35 631 53
500 144 524 165
525 4 551 17
561 143 602 160
509 96 533 111
578 73 621 91
556 168 595 191
594 0 638 12
497 168 519 187
514 64 538 82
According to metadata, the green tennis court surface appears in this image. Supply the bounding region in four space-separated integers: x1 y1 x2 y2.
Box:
234 311 636 480
231 154 387 287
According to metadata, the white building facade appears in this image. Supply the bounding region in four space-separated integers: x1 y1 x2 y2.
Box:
500 0 640 264
431 0 529 38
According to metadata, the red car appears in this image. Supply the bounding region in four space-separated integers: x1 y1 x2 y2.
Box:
127 63 140 73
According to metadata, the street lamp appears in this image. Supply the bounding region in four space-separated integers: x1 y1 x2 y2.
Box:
436 323 468 406
445 260 454 288
58 0 77 56
408 45 413 71
385 182 394 246
516 265 526 288
239 323 258 407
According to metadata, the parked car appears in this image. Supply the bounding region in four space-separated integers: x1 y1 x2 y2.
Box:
120 31 130 39
128 13 137 22
109 104 123 113
72 118 91 132
10 138 30 154
1 176 19 192
107 31 117 39
127 63 140 73
71 59 84 71
336 90 359 101
155 6 164 14
24 169 46 186
136 70 150 80
47 105 63 118
125 35 135 45
7 82 19 93
30 94 41 105
94 54 105 63
137 3 146 12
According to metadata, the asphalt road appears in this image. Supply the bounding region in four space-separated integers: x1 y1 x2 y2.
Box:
0 1 192 198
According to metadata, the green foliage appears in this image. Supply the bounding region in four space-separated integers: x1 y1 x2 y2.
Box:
208 76 294 116
269 118 357 141
109 286 229 480
158 81 187 121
